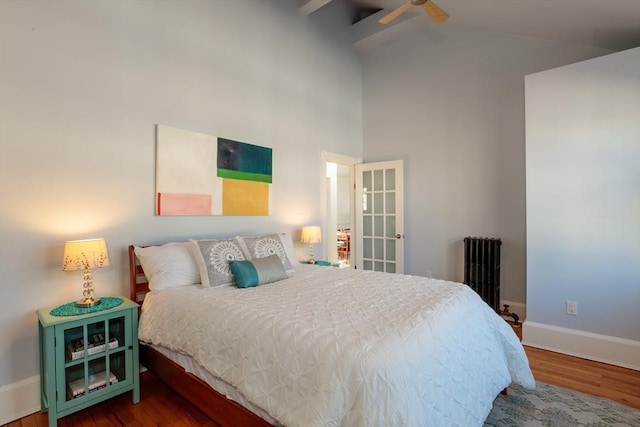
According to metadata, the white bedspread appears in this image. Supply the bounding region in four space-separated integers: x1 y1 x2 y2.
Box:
139 264 534 427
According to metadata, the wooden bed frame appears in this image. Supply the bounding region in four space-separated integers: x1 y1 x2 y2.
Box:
128 245 271 427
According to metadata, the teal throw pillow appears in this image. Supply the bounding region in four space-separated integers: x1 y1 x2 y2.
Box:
229 254 288 288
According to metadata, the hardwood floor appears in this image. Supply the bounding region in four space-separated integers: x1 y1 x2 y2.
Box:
524 346 640 410
5 346 639 426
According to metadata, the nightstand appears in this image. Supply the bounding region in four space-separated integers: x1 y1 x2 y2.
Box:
37 297 140 427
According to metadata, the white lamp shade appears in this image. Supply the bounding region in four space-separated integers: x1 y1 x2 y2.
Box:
62 238 110 271
301 226 322 244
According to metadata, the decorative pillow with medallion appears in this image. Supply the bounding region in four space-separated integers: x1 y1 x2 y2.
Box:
190 238 247 288
237 233 294 275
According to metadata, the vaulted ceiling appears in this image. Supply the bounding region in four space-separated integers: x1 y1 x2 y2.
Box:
299 0 640 52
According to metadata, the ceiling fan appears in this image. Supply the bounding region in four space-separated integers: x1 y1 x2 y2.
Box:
378 0 449 25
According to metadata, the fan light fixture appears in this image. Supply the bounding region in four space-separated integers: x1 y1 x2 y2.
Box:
379 0 449 25
62 238 110 307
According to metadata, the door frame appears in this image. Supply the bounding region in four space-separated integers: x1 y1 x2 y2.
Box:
320 151 362 265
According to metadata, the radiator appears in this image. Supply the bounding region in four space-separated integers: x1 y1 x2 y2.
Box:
463 237 502 312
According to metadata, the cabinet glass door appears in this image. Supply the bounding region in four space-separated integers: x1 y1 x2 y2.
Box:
107 316 129 386
58 311 131 408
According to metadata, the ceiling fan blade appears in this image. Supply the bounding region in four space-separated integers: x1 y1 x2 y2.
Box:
422 1 449 24
378 1 413 25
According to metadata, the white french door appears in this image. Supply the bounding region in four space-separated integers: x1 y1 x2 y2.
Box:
354 160 404 273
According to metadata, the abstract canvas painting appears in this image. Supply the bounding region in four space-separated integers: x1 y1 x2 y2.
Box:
156 125 272 216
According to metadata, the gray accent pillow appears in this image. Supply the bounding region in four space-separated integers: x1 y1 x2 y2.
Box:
229 255 288 288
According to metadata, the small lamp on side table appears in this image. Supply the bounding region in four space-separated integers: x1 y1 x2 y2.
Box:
62 238 110 307
301 226 322 264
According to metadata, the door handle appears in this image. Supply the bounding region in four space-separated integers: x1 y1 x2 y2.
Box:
395 233 404 239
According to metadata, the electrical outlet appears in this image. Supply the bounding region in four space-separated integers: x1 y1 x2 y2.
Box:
566 301 578 316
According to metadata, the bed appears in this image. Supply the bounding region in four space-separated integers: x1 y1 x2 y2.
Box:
129 234 534 427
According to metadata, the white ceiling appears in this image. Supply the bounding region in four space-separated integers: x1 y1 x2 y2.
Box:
301 0 640 51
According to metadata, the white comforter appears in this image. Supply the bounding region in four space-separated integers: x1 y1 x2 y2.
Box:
139 264 534 427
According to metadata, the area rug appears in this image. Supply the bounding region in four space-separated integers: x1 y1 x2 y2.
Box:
484 381 640 426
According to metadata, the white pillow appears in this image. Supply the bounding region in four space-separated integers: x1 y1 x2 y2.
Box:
236 233 295 274
190 238 247 288
134 242 200 292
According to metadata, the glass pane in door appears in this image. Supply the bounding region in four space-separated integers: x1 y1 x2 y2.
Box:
385 169 395 191
386 239 396 261
374 170 383 191
385 216 396 238
363 216 372 236
374 216 384 237
374 193 383 214
385 192 395 214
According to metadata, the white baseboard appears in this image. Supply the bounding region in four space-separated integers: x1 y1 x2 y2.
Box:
523 321 640 371
0 375 40 425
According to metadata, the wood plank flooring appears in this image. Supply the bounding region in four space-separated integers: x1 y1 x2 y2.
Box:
525 346 640 410
4 346 639 426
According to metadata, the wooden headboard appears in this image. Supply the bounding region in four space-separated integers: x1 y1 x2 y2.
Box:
128 245 150 305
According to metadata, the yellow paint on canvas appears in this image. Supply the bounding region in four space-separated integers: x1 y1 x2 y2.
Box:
222 179 269 216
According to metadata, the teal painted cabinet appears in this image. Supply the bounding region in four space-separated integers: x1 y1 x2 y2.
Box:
37 297 140 427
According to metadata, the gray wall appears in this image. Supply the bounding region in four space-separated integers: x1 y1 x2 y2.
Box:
526 48 640 341
361 25 611 303
0 0 362 386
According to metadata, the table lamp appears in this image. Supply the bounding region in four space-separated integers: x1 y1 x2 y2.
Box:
301 226 322 264
62 238 110 307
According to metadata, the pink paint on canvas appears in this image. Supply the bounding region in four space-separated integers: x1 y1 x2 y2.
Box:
157 193 212 216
